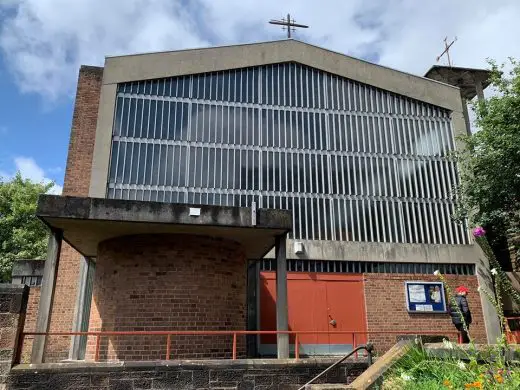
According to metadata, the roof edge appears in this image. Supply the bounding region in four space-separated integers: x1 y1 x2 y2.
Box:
104 39 459 91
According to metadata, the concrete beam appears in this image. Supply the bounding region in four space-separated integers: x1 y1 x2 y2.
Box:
89 82 117 198
37 195 292 231
275 234 289 359
265 239 481 265
32 229 63 363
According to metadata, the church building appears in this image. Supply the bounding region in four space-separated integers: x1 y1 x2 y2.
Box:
26 39 499 362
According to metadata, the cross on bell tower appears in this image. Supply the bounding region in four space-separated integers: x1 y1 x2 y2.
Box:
436 36 457 67
269 14 309 38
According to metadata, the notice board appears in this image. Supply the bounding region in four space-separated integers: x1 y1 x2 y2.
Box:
405 281 447 313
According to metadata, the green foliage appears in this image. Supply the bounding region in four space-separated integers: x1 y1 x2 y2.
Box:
455 58 520 261
478 237 520 306
380 346 520 390
0 173 52 281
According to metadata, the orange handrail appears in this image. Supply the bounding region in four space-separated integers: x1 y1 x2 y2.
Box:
21 330 458 336
20 329 459 363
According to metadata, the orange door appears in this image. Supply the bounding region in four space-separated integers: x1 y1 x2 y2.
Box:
259 271 367 356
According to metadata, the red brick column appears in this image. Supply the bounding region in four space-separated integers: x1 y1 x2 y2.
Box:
86 234 247 361
363 273 487 353
44 66 103 362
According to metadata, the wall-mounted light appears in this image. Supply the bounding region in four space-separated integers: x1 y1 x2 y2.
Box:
189 207 201 216
294 241 304 254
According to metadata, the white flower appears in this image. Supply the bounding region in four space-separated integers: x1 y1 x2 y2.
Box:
491 268 498 275
401 373 413 381
443 339 454 350
434 270 440 276
457 361 466 370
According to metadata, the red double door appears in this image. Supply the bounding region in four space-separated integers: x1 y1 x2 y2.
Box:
259 272 367 356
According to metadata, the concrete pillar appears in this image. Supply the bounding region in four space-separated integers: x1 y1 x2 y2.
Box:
474 245 502 343
246 260 259 357
32 229 63 363
69 256 94 360
461 95 472 136
275 234 289 359
475 79 485 102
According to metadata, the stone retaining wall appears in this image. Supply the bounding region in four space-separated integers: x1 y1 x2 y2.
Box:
0 284 28 386
7 359 367 390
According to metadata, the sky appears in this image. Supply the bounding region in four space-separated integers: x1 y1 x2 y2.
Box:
0 0 519 194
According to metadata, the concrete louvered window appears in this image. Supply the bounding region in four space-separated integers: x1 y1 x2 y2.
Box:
107 63 468 245
259 259 475 276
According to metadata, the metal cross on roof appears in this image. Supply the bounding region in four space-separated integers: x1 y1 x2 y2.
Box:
269 13 309 38
436 36 457 67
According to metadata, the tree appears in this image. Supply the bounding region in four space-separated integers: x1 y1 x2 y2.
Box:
0 173 53 281
455 59 520 269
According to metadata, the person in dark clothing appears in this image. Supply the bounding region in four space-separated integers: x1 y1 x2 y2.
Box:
448 286 472 343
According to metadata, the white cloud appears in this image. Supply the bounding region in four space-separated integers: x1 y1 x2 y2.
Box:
0 0 207 100
46 166 62 174
1 0 519 100
1 157 63 194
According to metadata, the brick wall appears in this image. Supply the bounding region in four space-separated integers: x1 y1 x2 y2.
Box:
364 273 487 353
44 65 103 362
20 287 40 363
86 234 247 361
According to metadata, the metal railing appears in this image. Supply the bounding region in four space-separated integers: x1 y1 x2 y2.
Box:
19 330 459 364
297 344 374 390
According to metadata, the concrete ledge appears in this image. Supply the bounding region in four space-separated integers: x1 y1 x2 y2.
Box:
0 284 29 314
11 260 45 279
12 357 368 372
424 343 520 361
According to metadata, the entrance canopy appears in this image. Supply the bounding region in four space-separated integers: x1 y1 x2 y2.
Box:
36 195 292 259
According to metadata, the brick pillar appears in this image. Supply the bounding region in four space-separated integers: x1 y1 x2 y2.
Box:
44 65 103 362
0 284 29 384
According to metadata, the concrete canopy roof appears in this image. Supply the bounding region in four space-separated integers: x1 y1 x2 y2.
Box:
424 65 492 100
36 195 292 259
